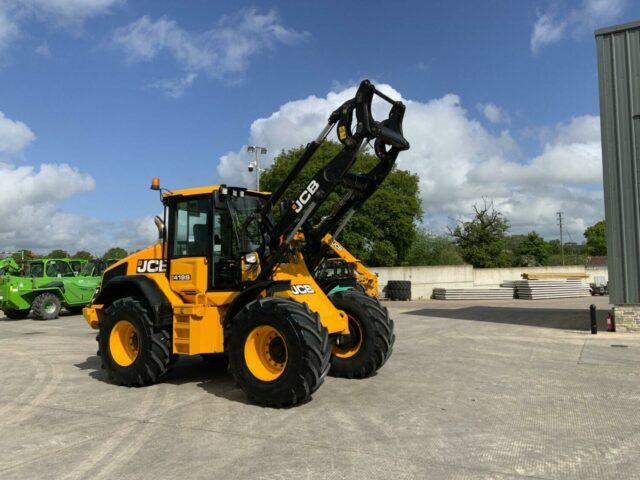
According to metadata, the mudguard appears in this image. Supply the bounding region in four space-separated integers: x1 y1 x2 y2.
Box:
94 275 173 327
223 280 290 327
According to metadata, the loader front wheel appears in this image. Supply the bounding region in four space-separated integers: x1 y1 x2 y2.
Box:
227 297 331 407
329 290 394 378
98 297 172 386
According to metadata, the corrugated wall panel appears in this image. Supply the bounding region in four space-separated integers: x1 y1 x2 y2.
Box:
596 22 640 304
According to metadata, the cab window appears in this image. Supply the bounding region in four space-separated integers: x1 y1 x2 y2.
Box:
46 261 74 277
171 198 209 257
212 208 240 289
27 262 44 277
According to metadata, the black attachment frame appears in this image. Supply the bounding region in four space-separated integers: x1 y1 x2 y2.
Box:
257 79 409 280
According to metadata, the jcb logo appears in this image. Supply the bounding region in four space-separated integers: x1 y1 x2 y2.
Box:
136 259 166 273
291 284 315 295
331 240 343 251
292 180 320 213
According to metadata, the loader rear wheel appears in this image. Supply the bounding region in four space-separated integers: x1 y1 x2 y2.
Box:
31 293 61 320
328 290 394 378
227 297 331 407
98 297 172 386
3 308 30 319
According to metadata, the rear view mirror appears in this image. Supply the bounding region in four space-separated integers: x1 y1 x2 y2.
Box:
154 216 165 240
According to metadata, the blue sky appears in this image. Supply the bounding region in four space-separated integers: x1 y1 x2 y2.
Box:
0 0 638 254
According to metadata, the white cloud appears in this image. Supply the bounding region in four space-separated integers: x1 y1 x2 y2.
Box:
216 83 604 240
0 161 159 254
0 0 120 53
110 215 159 253
478 102 510 125
113 9 307 92
531 0 627 53
10 0 121 27
0 162 95 249
0 8 20 51
0 110 36 155
0 110 157 255
150 73 198 98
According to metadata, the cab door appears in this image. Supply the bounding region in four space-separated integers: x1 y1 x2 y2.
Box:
168 197 210 303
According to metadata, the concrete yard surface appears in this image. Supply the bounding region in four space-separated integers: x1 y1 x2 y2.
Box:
1 295 639 479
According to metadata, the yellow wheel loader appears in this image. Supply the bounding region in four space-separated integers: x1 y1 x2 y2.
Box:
83 80 409 406
313 235 379 298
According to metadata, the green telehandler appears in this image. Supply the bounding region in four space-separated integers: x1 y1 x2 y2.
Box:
0 258 101 320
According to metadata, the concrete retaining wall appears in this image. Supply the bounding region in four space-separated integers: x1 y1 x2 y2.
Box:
371 264 609 299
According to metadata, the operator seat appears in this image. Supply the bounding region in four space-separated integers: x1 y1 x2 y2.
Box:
190 223 208 256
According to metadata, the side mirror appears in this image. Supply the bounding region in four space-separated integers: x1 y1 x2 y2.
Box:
154 216 165 241
244 252 258 265
241 252 261 282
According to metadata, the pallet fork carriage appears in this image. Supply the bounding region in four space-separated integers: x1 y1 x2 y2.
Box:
84 80 410 406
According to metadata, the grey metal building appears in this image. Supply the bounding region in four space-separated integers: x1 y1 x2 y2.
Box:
596 21 640 330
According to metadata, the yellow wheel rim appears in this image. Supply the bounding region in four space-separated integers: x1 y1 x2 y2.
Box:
109 320 140 367
333 315 363 359
244 325 287 382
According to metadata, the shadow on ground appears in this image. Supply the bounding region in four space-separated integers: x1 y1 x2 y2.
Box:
405 306 609 331
74 353 254 405
0 309 83 322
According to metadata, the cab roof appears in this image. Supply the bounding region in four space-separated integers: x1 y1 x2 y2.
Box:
161 185 269 199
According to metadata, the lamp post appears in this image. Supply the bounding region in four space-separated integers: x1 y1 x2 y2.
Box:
247 145 267 191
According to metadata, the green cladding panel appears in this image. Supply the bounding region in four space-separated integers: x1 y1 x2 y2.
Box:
596 21 640 304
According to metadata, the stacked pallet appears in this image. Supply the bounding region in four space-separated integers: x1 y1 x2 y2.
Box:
433 287 514 300
522 272 588 280
513 280 590 299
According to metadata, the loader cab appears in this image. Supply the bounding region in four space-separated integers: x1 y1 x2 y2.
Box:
163 186 266 297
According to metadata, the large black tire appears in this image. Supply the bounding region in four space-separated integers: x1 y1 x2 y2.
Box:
328 290 395 378
3 308 30 319
31 293 62 320
386 280 411 301
97 297 172 386
227 297 331 407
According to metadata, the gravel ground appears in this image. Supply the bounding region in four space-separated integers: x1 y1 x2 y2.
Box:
2 295 639 479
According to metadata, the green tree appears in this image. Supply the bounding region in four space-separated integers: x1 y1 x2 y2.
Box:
449 202 510 268
584 220 606 256
546 239 561 255
102 247 128 260
405 229 464 266
72 250 93 260
369 240 397 267
12 249 38 261
514 231 549 266
47 249 69 258
260 142 422 266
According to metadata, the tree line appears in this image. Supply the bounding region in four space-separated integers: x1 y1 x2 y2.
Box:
11 247 129 262
440 202 605 268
